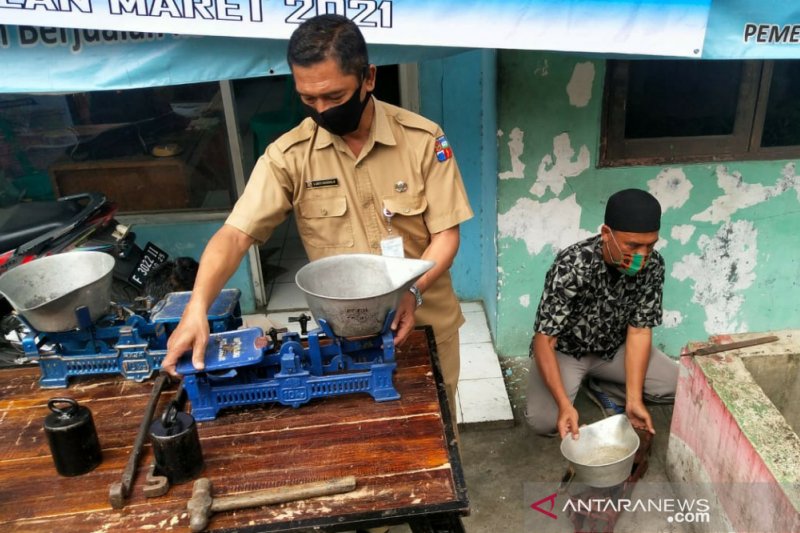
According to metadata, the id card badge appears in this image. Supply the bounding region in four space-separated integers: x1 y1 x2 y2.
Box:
381 235 405 258
380 206 404 257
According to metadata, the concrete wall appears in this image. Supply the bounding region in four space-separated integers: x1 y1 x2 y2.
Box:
742 352 800 435
496 50 800 357
419 50 499 333
667 330 800 532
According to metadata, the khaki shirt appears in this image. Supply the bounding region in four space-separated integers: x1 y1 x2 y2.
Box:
227 98 474 340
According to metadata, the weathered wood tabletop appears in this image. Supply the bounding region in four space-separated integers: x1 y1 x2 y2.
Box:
0 327 468 532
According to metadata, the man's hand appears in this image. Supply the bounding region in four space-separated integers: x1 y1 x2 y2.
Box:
391 291 417 345
626 399 655 434
157 224 254 377
391 225 457 346
161 308 210 378
558 404 581 440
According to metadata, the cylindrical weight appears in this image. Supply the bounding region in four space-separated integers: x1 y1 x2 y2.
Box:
149 403 203 484
43 397 102 477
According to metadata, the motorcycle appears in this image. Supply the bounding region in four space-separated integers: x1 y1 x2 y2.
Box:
0 192 171 364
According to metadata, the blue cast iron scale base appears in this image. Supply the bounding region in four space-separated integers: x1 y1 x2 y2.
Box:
176 311 400 421
22 289 242 388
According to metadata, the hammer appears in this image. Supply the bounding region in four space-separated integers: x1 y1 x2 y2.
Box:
187 476 357 532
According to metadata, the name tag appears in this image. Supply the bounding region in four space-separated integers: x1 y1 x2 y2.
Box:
305 178 339 188
381 235 405 258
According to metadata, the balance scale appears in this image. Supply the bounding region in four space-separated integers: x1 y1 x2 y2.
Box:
18 289 242 388
4 252 433 421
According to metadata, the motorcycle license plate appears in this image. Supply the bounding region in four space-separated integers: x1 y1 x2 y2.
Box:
128 242 169 288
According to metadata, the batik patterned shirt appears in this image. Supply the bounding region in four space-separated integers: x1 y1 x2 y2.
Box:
533 235 664 360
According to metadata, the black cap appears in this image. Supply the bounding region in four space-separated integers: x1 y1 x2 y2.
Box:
604 189 661 233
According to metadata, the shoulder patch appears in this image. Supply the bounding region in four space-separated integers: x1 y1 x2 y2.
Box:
434 135 453 162
273 119 314 153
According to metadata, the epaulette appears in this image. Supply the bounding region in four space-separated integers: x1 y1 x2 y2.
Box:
274 119 315 152
390 106 439 136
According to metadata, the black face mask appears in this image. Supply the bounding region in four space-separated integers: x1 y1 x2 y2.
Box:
304 83 370 136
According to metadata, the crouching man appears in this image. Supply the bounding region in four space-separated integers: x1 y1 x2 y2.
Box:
525 189 678 439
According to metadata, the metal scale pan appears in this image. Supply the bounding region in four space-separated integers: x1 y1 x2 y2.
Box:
0 251 115 332
294 254 434 338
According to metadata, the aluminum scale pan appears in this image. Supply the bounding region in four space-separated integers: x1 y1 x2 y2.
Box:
295 254 434 338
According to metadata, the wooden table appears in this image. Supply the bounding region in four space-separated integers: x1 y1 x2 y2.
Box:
0 328 468 532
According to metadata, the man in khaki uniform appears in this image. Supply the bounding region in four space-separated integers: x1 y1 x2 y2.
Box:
161 14 473 423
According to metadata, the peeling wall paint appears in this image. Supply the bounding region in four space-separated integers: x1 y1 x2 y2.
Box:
663 310 684 328
693 163 800 224
498 127 526 180
498 194 593 256
531 133 590 197
534 59 549 77
566 62 595 108
672 220 758 334
671 225 696 245
495 50 800 357
648 168 692 211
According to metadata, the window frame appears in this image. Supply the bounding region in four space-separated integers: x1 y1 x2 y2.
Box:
599 59 800 167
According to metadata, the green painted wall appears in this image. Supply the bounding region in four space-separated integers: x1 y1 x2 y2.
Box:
496 50 800 357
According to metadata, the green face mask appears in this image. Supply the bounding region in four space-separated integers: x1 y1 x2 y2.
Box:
608 232 649 276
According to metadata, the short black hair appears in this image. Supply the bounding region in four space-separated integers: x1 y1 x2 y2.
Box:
287 14 369 79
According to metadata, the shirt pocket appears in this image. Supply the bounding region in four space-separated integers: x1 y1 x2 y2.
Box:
297 196 354 248
382 194 429 242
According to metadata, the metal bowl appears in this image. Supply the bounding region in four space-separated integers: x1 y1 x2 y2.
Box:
0 251 115 332
560 414 640 487
295 254 434 338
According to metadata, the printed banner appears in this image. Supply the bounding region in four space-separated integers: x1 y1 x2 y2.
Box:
703 0 800 59
0 24 463 92
0 0 711 57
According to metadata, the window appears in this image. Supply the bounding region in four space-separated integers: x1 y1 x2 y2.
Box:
600 59 800 166
0 82 235 212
